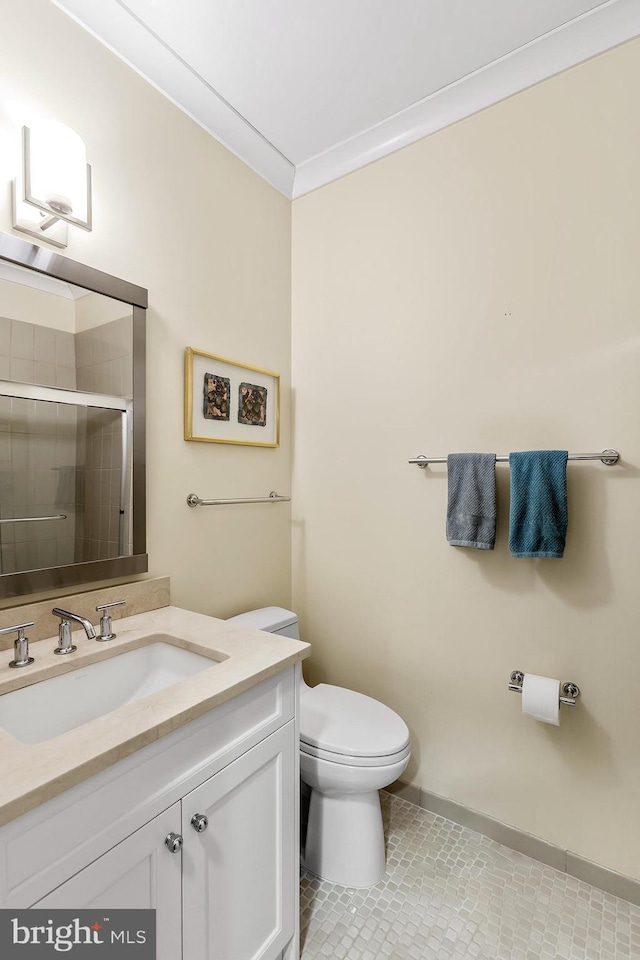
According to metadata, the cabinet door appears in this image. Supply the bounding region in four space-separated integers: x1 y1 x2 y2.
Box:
34 803 182 960
183 722 295 960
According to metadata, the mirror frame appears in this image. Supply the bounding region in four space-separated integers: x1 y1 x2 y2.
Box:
0 231 147 598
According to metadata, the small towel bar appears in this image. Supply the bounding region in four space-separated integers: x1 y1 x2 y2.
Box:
187 492 290 507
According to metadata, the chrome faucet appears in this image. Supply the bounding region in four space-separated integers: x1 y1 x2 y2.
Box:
95 600 126 641
52 608 97 655
0 621 35 668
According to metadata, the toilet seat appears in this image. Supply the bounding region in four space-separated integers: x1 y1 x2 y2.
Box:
300 740 411 767
300 683 410 764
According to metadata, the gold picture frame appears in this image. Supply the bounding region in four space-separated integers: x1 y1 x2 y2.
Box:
184 346 280 447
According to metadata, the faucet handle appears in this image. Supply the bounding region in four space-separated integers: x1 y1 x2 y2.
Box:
0 621 36 668
53 618 77 655
95 600 126 642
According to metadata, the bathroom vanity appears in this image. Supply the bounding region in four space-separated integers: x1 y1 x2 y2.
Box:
0 604 309 960
0 235 308 956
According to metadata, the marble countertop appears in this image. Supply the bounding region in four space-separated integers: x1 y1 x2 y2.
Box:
0 605 310 827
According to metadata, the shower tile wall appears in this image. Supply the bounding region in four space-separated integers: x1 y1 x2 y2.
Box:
0 317 76 390
0 315 132 573
0 399 79 573
0 317 77 574
75 406 124 562
75 316 133 560
75 316 133 399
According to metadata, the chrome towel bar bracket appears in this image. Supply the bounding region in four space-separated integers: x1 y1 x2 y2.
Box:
187 491 290 507
509 670 580 706
409 450 619 467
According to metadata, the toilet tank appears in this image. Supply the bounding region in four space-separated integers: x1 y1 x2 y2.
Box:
226 606 300 639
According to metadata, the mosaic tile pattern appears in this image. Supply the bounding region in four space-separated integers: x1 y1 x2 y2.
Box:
300 792 640 960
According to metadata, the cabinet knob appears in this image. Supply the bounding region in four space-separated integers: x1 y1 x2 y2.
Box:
191 813 209 833
164 832 183 853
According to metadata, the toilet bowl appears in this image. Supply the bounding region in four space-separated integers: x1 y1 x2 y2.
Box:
227 607 411 888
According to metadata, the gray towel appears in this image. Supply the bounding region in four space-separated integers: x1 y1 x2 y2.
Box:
446 453 497 549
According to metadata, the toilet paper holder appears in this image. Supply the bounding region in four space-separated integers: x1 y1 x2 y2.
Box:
509 671 580 706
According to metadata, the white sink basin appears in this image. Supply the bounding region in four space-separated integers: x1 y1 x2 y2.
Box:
0 638 219 744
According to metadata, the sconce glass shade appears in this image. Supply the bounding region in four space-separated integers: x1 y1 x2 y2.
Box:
12 122 92 248
28 122 90 224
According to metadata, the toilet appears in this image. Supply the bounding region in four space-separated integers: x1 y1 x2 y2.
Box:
227 607 411 888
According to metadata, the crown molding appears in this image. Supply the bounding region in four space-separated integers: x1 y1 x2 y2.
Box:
50 0 295 197
293 0 640 197
52 0 640 201
0 261 87 299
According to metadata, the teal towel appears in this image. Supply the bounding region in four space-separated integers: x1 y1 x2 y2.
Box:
509 451 568 558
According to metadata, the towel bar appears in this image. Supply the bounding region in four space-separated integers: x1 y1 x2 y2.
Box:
187 492 290 507
409 450 619 467
0 514 67 524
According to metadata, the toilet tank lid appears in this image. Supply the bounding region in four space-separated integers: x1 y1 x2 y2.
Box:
226 606 297 633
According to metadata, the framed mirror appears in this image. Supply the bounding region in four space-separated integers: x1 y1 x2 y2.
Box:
0 232 147 599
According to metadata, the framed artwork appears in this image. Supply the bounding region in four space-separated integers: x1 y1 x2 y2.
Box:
184 346 280 447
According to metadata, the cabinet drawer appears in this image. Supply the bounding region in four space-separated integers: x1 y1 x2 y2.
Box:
0 668 294 908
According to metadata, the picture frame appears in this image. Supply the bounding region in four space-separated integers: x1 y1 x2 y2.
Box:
184 346 280 447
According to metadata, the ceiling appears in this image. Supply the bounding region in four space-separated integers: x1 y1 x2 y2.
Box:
51 0 640 198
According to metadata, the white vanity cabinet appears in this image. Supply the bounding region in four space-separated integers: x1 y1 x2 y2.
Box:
182 723 295 960
0 667 300 960
34 804 183 958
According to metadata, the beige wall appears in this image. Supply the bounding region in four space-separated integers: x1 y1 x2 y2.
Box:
292 39 640 879
0 0 292 617
2 0 640 885
0 278 76 331
74 291 131 333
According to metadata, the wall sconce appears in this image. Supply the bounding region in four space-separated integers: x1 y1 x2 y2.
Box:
12 122 92 249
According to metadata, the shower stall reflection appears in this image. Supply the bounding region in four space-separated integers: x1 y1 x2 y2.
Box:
0 394 130 574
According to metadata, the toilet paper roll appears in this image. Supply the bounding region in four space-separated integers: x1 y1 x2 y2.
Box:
521 673 560 725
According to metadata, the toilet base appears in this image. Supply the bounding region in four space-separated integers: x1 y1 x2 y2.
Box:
303 788 385 888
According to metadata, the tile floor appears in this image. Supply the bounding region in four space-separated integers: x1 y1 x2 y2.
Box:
299 792 640 960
